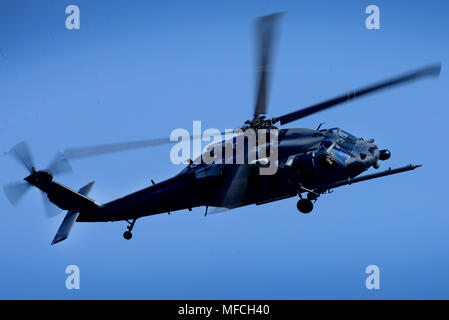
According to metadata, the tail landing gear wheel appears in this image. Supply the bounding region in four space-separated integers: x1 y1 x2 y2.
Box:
297 199 313 214
123 218 137 240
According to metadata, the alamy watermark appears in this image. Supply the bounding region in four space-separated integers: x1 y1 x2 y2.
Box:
65 5 80 30
65 265 80 290
169 121 279 175
365 5 380 30
365 265 380 290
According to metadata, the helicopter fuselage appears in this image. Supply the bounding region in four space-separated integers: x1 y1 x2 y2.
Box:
76 127 384 222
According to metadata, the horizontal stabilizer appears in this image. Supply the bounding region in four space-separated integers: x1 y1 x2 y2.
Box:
52 181 95 245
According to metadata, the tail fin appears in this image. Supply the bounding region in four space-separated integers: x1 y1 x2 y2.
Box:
51 181 95 245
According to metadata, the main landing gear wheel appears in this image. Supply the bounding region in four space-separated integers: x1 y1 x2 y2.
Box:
297 199 313 214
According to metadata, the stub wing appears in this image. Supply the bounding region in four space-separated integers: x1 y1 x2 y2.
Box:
316 164 422 192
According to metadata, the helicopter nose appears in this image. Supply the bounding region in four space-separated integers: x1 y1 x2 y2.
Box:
366 143 381 168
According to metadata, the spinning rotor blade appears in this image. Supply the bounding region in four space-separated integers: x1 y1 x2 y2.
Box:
3 141 72 217
216 164 250 209
46 152 73 176
64 138 170 160
207 165 251 216
63 131 234 160
275 63 441 125
42 153 70 217
3 179 61 217
3 141 34 206
41 193 60 218
3 181 31 206
207 207 230 215
253 12 283 118
8 141 35 173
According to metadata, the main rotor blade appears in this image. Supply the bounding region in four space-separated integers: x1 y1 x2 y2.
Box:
3 181 31 206
207 206 231 215
63 132 231 160
8 141 35 173
253 12 283 118
215 164 251 209
64 138 170 160
275 63 441 126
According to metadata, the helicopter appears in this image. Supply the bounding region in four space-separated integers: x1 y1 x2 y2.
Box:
3 13 441 244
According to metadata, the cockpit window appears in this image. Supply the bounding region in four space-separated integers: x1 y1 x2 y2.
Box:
339 130 356 141
338 136 355 151
326 128 357 164
329 128 356 140
330 143 351 163
329 128 339 135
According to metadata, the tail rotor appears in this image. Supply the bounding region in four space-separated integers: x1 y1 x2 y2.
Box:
3 141 73 217
3 181 32 206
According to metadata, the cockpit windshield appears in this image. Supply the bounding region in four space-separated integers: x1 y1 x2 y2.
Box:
326 128 358 163
329 128 357 141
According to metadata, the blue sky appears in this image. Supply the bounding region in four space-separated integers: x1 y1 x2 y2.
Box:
0 0 448 299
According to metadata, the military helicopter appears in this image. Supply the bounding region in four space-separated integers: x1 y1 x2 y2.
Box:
3 13 441 244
